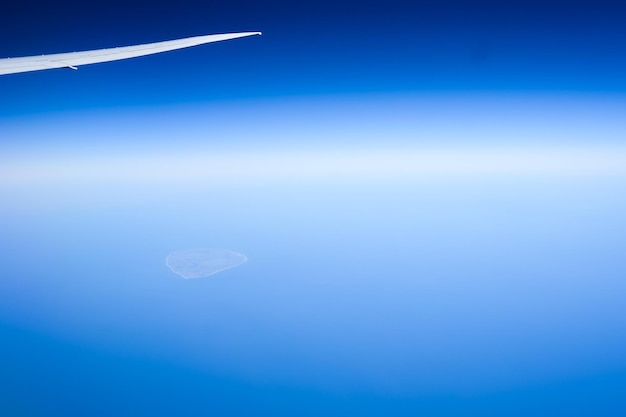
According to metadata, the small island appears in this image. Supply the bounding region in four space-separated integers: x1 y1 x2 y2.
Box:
165 248 247 279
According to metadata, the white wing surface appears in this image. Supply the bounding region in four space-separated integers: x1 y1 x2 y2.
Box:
0 32 261 75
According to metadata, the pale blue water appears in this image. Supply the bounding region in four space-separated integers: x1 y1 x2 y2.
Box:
2 168 626 415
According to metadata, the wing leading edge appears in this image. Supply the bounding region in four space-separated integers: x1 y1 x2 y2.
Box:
0 32 261 75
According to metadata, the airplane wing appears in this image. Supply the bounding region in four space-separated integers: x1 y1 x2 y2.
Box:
0 31 261 75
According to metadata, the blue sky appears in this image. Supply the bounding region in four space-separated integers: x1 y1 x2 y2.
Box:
2 0 626 115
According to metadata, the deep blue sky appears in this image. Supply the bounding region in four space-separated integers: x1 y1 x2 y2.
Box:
2 0 626 115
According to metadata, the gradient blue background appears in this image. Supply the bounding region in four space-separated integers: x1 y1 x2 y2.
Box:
1 1 626 416
2 0 626 115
